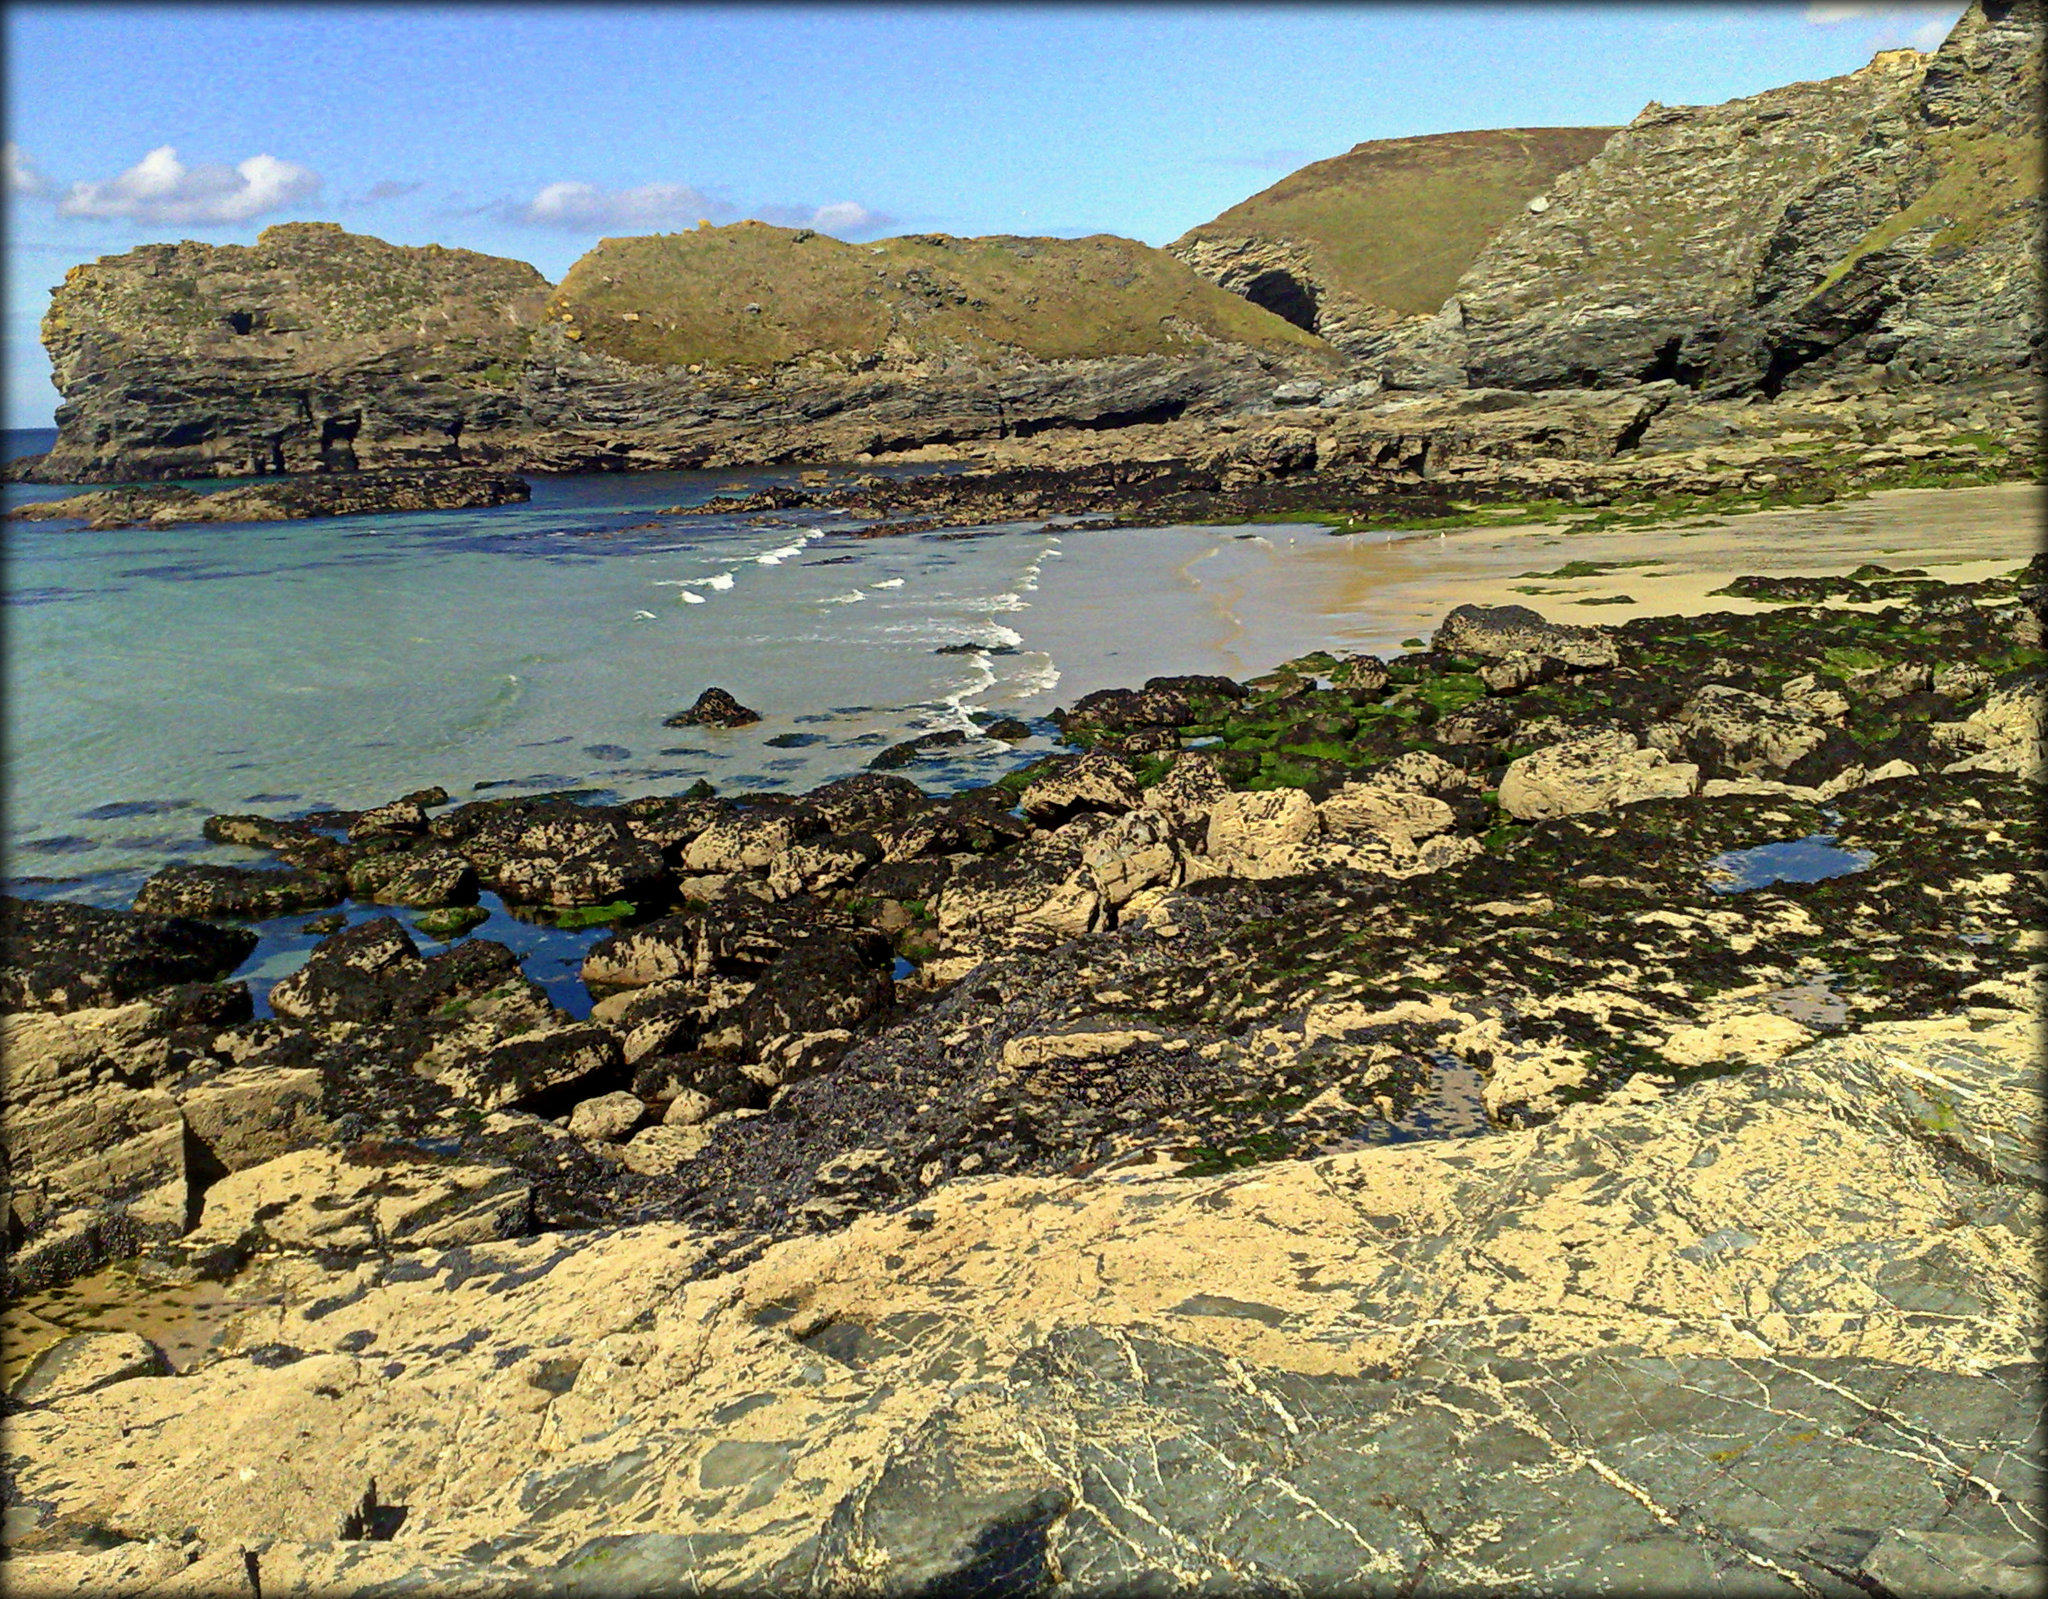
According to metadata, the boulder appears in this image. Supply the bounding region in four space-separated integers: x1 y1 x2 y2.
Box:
268 918 543 1028
685 808 824 874
1679 684 1832 777
1144 752 1233 825
1204 788 1321 877
566 1091 648 1143
1317 784 1455 843
801 773 931 834
420 1024 621 1113
1431 603 1619 669
176 1065 333 1173
1080 810 1187 908
1019 752 1143 826
664 687 761 728
765 834 883 900
738 935 895 1051
346 800 429 843
366 847 478 909
1498 730 1699 820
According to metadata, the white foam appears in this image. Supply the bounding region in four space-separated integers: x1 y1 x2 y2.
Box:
680 591 707 605
821 590 866 604
631 610 657 620
870 578 905 590
654 571 735 591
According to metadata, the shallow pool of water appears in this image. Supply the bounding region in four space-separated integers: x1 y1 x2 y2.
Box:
1705 834 1874 894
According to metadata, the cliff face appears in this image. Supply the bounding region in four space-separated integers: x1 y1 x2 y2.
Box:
38 223 553 482
1390 0 2043 394
33 223 1336 482
1169 128 1618 359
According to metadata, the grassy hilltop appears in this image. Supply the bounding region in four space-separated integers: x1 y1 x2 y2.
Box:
547 222 1335 371
1175 127 1617 323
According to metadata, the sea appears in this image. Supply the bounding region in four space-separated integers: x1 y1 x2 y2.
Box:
2 429 1461 1012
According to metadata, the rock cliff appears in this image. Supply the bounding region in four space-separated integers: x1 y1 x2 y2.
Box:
1387 0 2044 394
32 223 1334 483
1171 126 1617 357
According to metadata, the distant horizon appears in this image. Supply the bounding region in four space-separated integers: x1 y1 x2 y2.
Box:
5 1 1968 427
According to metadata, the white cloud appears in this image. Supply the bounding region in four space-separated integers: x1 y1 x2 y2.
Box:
804 201 891 237
756 199 895 238
1802 2 1964 50
6 142 49 197
58 146 322 224
521 180 725 231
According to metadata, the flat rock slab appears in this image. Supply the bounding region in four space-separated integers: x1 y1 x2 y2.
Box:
7 1011 2039 1594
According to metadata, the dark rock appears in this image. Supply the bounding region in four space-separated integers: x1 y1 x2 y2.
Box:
664 688 762 729
801 773 932 834
267 917 536 1026
739 935 897 1055
1431 604 1619 669
868 730 969 770
983 718 1033 741
6 469 529 528
0 895 258 1014
132 864 344 920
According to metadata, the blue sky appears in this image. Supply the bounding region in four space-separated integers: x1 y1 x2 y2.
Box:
5 2 1966 427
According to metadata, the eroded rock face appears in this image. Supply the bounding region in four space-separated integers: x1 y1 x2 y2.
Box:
1393 1 2043 394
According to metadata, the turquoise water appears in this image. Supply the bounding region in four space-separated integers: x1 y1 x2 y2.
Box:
6 468 1420 912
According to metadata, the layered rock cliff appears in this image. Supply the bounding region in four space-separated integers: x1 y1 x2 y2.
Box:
1170 127 1617 358
1386 0 2044 393
32 223 1335 483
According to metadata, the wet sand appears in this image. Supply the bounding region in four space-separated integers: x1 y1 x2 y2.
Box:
1019 480 2040 702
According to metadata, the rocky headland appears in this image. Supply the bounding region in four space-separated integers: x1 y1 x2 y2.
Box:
4 555 2042 1594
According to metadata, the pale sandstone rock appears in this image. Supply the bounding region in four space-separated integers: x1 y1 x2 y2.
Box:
1144 752 1231 824
620 1122 712 1175
1498 730 1698 819
683 811 810 875
189 1147 532 1255
5 1013 2033 1596
1316 784 1454 843
1679 683 1831 776
1018 752 1143 825
9 1331 170 1407
1204 788 1320 875
566 1091 646 1143
175 1066 331 1172
1658 1011 1814 1068
1001 1029 1168 1070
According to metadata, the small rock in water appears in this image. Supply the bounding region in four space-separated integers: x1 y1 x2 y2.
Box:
983 717 1032 741
415 904 489 939
664 688 761 729
868 730 970 770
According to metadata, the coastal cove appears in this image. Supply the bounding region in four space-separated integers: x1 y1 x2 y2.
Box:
4 1 2042 1590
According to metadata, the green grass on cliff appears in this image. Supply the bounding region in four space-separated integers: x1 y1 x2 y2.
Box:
43 223 549 350
1174 128 1617 318
549 223 1334 371
1817 127 2044 294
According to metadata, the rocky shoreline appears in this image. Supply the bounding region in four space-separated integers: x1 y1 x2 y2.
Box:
3 555 2041 1593
3 467 531 530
